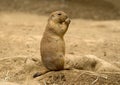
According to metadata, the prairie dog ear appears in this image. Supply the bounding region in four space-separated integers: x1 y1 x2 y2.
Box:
49 14 60 23
51 14 55 17
48 14 55 21
50 14 57 19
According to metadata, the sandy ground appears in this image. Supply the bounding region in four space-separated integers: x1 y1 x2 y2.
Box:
0 0 120 84
0 12 120 84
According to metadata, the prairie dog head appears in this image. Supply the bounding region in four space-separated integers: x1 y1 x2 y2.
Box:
48 11 68 24
46 11 70 36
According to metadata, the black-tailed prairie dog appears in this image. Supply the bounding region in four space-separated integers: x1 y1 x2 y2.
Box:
40 11 71 71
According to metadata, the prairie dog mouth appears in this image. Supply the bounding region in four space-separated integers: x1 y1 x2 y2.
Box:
59 18 70 24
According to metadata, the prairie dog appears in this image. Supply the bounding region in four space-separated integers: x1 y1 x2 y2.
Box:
40 11 71 71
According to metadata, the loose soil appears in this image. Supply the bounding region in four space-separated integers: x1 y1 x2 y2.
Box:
0 0 120 85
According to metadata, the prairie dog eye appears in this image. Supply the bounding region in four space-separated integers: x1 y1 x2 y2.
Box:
57 13 62 15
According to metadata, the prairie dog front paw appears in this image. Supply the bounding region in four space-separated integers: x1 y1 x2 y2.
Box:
65 18 71 24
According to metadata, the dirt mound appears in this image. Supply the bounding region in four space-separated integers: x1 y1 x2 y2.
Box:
0 56 120 85
35 70 120 85
0 0 120 20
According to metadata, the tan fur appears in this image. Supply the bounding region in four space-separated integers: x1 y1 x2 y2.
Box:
65 54 120 72
40 11 71 71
